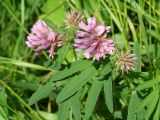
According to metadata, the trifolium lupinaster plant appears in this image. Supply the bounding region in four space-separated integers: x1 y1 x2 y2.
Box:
26 11 136 119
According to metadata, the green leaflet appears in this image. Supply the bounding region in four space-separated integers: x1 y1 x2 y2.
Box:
113 111 122 119
58 99 70 120
136 89 159 113
136 80 160 91
85 80 103 119
58 92 81 120
38 111 58 120
145 88 159 120
51 60 93 81
98 64 111 79
103 74 113 113
56 67 97 103
127 94 136 120
12 82 38 91
127 93 145 120
28 81 53 105
71 93 81 120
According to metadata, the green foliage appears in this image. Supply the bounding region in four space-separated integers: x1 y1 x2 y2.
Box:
41 0 66 25
1 0 160 120
28 81 53 105
0 89 8 120
104 74 113 113
51 60 93 81
85 80 103 119
56 67 97 103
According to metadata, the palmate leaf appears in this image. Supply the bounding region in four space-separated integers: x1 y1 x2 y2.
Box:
56 67 97 103
85 80 103 119
51 60 93 81
28 81 53 105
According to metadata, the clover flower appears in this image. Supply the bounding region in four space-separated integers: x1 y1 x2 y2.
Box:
26 20 63 58
65 11 83 25
116 50 136 73
73 17 115 60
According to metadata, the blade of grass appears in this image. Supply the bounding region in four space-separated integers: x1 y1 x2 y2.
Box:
0 56 53 71
0 79 42 120
0 0 28 33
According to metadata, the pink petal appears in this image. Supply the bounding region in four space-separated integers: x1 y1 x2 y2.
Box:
48 32 56 41
94 53 101 60
34 42 51 51
76 31 89 37
49 47 56 58
95 25 105 36
26 41 33 47
79 22 89 31
27 34 39 41
85 52 91 59
87 17 97 28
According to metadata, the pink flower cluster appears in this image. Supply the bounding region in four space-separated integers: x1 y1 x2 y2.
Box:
73 17 115 60
26 17 115 60
26 20 63 58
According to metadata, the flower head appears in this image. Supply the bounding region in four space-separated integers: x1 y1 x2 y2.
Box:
26 20 63 58
73 17 115 60
65 11 83 25
116 50 136 73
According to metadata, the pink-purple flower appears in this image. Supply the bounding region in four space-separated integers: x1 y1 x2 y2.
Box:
26 20 63 58
73 17 115 60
